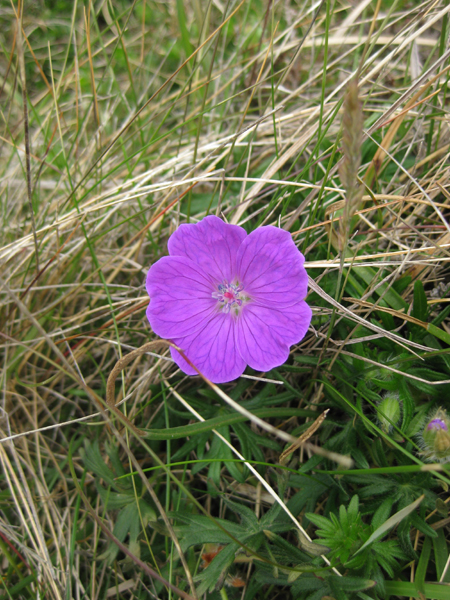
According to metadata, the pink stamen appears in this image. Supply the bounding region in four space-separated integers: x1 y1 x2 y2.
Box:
212 280 246 313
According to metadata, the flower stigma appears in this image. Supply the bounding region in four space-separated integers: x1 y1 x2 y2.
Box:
212 280 248 314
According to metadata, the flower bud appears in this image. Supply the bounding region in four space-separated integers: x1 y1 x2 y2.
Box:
419 409 450 462
377 392 401 433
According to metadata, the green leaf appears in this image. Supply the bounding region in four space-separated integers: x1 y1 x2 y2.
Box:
143 407 315 440
223 497 260 533
293 355 320 365
105 442 128 480
305 513 336 533
291 573 327 595
385 580 450 599
351 266 408 310
399 379 415 433
435 499 448 517
297 530 331 556
347 495 359 522
415 535 432 594
81 441 117 489
355 495 424 555
175 0 193 59
195 543 238 594
96 488 135 510
371 497 394 530
431 303 450 328
339 504 349 531
410 513 438 539
433 529 450 582
98 503 139 565
168 513 245 551
328 576 350 600
263 529 316 561
405 404 432 437
328 575 375 592
427 323 450 345
8 574 35 597
413 280 428 321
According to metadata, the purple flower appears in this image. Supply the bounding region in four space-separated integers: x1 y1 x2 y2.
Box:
145 216 312 383
427 419 448 432
419 408 450 462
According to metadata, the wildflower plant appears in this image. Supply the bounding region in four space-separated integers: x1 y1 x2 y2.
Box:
306 495 407 596
146 216 312 382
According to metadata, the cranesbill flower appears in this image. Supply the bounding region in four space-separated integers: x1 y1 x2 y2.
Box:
145 216 312 383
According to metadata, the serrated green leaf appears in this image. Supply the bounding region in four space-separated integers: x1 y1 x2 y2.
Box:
287 570 302 583
291 574 326 595
339 504 349 531
305 513 336 532
224 497 259 532
328 577 349 600
263 529 313 561
105 442 128 480
195 543 238 594
96 487 135 510
355 495 424 555
371 497 394 530
405 404 433 437
328 575 375 592
347 495 359 521
81 441 117 489
98 503 139 565
168 513 245 551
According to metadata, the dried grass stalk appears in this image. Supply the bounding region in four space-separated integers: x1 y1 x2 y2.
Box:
338 79 364 253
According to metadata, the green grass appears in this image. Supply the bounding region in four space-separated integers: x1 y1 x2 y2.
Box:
1 0 450 598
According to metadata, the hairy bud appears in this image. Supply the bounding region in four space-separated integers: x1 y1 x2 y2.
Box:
377 392 401 434
418 408 450 462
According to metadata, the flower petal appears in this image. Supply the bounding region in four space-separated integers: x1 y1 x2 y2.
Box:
146 255 217 339
168 215 247 282
236 301 312 372
236 226 308 307
170 313 246 383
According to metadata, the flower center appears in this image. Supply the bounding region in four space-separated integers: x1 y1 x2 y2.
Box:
212 281 247 314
